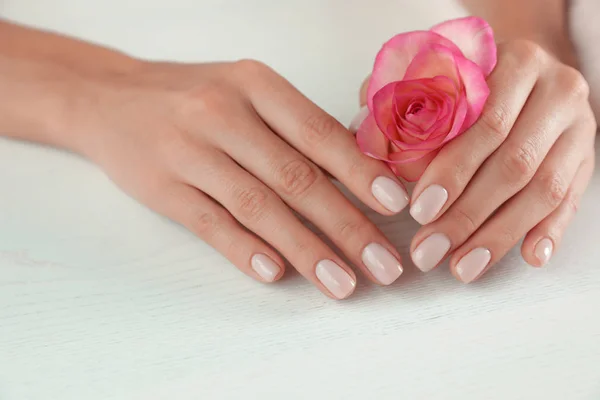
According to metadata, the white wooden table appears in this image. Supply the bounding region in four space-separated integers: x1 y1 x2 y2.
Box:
1 1 600 399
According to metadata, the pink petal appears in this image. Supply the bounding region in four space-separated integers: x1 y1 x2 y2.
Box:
367 31 462 110
356 114 390 161
454 55 490 131
372 82 398 135
405 107 438 131
441 93 468 143
403 45 461 85
431 17 497 76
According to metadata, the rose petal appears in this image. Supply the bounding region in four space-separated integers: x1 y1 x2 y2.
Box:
406 107 438 131
403 45 461 85
367 31 462 110
389 77 459 149
431 16 497 76
454 55 490 130
372 82 398 135
441 93 468 143
405 46 486 138
356 114 390 160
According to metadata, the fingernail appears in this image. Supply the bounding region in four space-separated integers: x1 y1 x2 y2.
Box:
372 176 409 213
455 247 491 283
251 254 281 282
534 238 554 266
349 106 369 133
316 260 356 299
362 243 403 285
410 184 449 225
412 233 452 273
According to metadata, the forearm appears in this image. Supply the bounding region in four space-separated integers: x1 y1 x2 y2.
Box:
0 20 138 151
460 0 577 67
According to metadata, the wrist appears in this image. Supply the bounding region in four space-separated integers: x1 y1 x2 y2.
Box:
54 55 143 157
0 51 142 156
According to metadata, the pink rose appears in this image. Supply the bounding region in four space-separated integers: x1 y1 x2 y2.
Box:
356 17 497 181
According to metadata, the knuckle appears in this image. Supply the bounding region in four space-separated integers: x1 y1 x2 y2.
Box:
232 59 271 77
335 219 366 244
506 39 544 68
346 155 369 180
478 101 513 142
302 113 339 146
278 159 320 197
498 228 520 247
500 142 538 183
234 186 270 222
447 206 478 235
557 66 590 100
190 210 219 238
536 172 568 208
565 193 580 214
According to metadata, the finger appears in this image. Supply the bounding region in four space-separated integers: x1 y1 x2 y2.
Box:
240 62 409 215
152 183 285 283
409 40 543 226
448 124 592 283
213 112 404 286
410 65 585 274
177 149 357 299
522 153 595 267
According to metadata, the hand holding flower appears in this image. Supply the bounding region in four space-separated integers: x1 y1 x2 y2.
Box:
355 17 596 283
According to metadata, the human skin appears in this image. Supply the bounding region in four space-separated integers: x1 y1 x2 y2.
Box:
357 0 596 283
0 20 415 300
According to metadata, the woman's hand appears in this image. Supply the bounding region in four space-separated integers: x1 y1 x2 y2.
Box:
361 39 595 282
69 60 410 299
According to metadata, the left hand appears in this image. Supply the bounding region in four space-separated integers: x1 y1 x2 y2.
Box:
358 39 596 283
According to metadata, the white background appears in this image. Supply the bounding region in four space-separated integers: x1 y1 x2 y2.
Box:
1 1 599 399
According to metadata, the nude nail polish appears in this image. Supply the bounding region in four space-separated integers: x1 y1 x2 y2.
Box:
349 106 369 133
410 184 449 225
455 247 491 283
371 176 409 213
534 238 554 266
251 254 281 282
412 233 452 273
362 243 403 285
316 260 356 299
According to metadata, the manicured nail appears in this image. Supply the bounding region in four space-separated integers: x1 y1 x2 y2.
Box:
534 238 554 266
412 233 452 273
371 176 409 213
362 243 403 285
410 184 449 225
455 248 491 283
251 254 281 282
349 106 369 133
316 260 356 299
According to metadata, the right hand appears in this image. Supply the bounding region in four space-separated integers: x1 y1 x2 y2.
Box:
68 59 410 299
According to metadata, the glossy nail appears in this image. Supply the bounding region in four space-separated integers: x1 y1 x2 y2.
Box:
349 106 369 133
362 243 403 285
410 184 449 225
455 247 491 283
534 238 554 266
316 260 356 299
251 254 281 282
412 233 452 273
372 176 409 213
